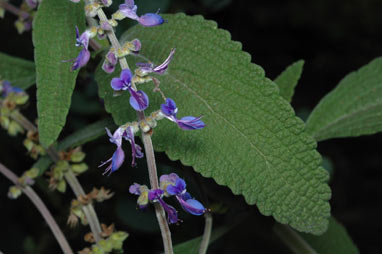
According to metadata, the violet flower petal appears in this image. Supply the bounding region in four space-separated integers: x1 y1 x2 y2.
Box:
138 13 164 27
176 116 205 130
166 178 186 196
99 146 125 176
120 68 133 84
71 48 90 71
161 98 178 116
111 77 125 91
129 183 141 195
153 48 176 74
176 196 206 216
129 89 149 111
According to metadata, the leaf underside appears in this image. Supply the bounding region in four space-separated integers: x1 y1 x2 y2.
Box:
0 52 36 89
306 57 382 141
33 0 85 147
96 13 331 234
274 60 304 103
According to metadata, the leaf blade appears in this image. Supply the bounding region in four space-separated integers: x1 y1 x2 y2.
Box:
274 60 304 103
274 217 359 254
0 52 35 89
33 0 85 147
306 57 382 141
96 14 331 234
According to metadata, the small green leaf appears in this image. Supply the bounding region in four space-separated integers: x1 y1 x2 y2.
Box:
33 0 85 147
274 217 359 254
306 57 382 141
96 14 331 234
0 52 35 89
274 60 304 103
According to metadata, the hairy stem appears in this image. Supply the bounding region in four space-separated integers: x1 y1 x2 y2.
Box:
199 212 213 254
0 0 29 18
0 163 73 254
94 8 173 253
8 110 103 242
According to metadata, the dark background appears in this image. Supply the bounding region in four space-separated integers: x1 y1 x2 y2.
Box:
1 0 382 253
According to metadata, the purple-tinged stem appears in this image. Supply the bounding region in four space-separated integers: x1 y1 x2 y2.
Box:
0 163 73 254
93 6 173 253
8 110 103 242
0 0 29 18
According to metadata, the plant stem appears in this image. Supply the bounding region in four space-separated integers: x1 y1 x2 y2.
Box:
0 163 73 254
8 110 103 242
95 8 174 253
0 0 29 18
273 224 318 254
199 212 213 254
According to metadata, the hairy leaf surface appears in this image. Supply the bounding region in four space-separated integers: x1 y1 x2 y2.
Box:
33 0 85 147
274 60 304 103
96 14 331 234
0 52 35 89
306 57 382 141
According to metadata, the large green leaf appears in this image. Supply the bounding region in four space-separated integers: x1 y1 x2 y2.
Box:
32 0 85 147
306 57 382 141
274 217 359 254
0 52 35 89
96 14 331 234
274 60 304 103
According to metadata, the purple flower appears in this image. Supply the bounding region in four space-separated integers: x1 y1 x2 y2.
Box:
99 127 125 175
161 98 205 130
102 51 117 73
136 48 175 76
65 48 90 71
119 0 164 27
1 81 24 97
25 0 37 9
75 26 91 49
149 189 179 224
129 183 149 209
111 69 149 111
161 174 207 216
123 126 144 167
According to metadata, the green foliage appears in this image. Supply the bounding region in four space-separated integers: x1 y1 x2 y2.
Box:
172 223 231 254
32 0 85 147
274 217 358 254
57 118 115 150
300 217 359 254
34 118 114 176
306 57 382 141
0 52 35 89
274 60 304 103
96 14 331 234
